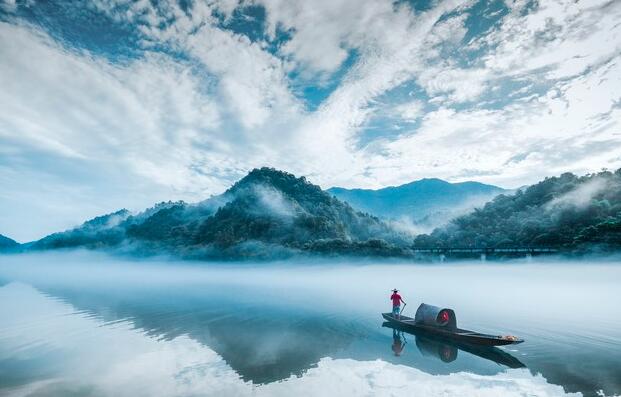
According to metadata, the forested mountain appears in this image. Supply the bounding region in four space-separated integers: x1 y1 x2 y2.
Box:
413 169 621 250
328 179 505 229
189 168 404 253
13 168 621 259
32 209 132 250
30 168 409 259
0 234 19 251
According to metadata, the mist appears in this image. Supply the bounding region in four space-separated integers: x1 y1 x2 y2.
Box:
546 177 609 210
1 252 620 396
412 169 621 250
389 192 503 236
2 251 619 326
252 185 299 219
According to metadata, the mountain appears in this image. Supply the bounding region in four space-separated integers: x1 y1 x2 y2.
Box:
31 168 409 259
32 209 132 250
328 179 506 229
20 168 621 258
414 169 621 250
0 234 20 251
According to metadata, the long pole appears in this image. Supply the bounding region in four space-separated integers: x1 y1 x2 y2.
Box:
399 302 407 316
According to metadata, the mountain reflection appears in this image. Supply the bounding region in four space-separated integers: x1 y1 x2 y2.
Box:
1 255 620 397
0 282 580 397
27 280 525 385
31 279 526 386
33 283 361 384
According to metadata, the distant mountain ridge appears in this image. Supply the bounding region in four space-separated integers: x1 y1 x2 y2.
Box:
0 234 19 251
8 168 621 260
30 168 409 259
328 178 506 228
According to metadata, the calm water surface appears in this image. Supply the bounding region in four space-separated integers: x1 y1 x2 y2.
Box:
0 253 620 397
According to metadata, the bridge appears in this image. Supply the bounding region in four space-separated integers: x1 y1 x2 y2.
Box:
410 247 558 254
409 247 559 260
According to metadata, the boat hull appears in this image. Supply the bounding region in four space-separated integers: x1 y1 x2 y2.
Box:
382 313 523 346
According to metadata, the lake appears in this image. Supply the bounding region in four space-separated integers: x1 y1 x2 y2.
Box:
0 252 619 397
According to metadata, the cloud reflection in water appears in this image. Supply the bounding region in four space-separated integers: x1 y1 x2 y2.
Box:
0 282 582 397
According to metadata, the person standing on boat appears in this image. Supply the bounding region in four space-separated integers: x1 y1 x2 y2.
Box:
390 289 406 319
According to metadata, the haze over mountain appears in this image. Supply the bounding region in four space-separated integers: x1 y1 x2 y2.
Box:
30 168 409 259
414 169 621 251
0 234 19 251
328 179 505 232
5 168 621 259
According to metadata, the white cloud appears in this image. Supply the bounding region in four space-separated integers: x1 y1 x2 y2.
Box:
336 0 621 188
395 100 425 122
0 21 239 239
94 0 301 130
417 66 491 103
260 0 388 74
482 0 621 79
0 22 226 187
364 54 621 188
186 25 300 130
423 11 470 58
0 0 18 13
263 0 473 187
1 0 620 239
0 13 304 240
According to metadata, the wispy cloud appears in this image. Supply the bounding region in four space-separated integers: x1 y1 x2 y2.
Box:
1 0 620 240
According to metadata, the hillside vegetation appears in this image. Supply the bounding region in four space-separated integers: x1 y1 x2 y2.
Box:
19 168 621 259
0 234 19 251
414 169 621 250
31 168 409 259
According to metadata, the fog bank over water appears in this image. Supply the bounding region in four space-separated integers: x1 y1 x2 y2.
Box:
1 252 620 339
0 283 581 397
1 251 619 320
0 252 620 397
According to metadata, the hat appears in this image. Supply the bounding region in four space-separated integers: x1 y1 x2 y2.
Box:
392 288 398 292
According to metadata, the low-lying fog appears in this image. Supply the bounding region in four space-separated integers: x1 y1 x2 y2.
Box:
0 252 620 397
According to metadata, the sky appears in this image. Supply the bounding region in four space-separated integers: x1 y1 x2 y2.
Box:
1 0 620 242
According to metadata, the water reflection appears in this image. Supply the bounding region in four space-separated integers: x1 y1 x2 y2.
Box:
20 283 362 385
383 322 525 368
416 333 458 363
0 283 581 397
391 328 406 356
0 254 620 397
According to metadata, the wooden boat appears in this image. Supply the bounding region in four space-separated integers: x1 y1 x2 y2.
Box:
382 303 523 346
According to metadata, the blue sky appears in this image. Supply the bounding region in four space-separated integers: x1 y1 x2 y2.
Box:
1 0 620 241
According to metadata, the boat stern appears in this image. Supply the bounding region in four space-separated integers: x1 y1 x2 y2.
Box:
382 312 394 321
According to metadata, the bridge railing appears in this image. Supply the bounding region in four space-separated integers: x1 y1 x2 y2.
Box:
409 247 559 254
